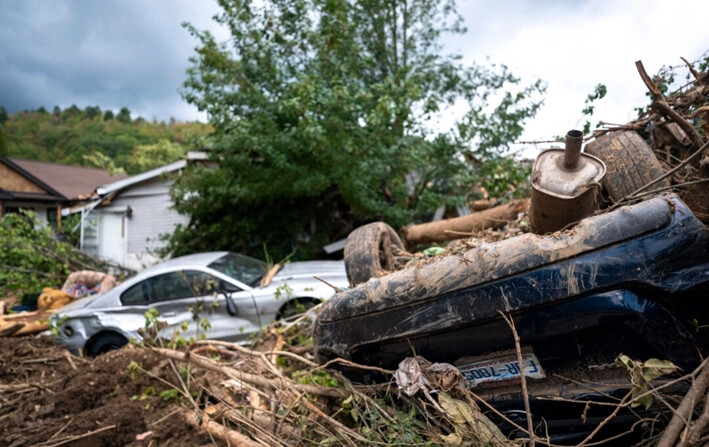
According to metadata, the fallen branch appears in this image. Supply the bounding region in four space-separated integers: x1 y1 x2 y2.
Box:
656 360 709 447
636 60 706 149
498 311 535 447
153 347 348 398
29 424 116 447
182 409 262 447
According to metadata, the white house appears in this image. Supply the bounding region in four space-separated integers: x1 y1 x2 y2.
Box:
67 156 203 271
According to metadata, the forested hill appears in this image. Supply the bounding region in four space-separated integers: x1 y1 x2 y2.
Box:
0 105 212 175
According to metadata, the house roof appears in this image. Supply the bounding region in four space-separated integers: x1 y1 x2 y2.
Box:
8 157 125 200
96 159 186 196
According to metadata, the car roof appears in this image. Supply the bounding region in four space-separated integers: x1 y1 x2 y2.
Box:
98 252 235 301
153 251 229 269
125 252 230 284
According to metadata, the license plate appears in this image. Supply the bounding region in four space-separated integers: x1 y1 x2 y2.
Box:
458 352 545 387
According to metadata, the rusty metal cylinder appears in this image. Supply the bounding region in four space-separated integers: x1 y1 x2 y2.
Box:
563 129 583 169
530 130 606 234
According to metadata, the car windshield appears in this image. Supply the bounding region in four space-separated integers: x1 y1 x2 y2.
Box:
209 253 268 287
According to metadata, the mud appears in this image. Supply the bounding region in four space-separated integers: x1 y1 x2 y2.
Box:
0 336 208 447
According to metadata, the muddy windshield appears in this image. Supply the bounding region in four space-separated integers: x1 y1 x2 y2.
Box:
209 253 268 287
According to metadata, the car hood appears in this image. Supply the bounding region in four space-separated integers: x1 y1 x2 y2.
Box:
262 260 347 292
274 260 345 280
56 293 103 314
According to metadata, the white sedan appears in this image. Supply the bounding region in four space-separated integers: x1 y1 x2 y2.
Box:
53 251 347 356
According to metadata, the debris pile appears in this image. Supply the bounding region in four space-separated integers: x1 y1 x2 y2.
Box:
592 56 709 220
3 309 709 446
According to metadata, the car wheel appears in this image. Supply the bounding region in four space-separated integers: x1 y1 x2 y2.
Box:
344 222 405 287
86 332 128 357
277 298 321 320
584 130 669 202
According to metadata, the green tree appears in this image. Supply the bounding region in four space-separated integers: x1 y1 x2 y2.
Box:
0 211 73 293
0 106 7 125
117 107 132 124
170 0 544 259
127 139 186 173
103 109 115 121
85 105 102 119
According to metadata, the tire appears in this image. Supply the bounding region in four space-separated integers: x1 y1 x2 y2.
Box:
277 298 321 320
344 222 405 287
584 131 669 202
86 332 128 357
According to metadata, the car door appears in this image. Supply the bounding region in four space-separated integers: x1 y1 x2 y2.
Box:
144 271 201 342
147 270 259 343
178 270 261 342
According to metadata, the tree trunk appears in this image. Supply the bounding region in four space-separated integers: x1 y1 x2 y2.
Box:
403 199 529 246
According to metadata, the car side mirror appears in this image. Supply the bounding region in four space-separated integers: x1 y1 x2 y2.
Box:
220 292 238 317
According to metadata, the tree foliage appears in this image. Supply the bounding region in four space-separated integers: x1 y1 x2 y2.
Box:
168 0 545 259
0 211 132 293
1 105 212 174
0 211 73 293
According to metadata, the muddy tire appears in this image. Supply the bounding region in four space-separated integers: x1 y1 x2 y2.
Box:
584 130 669 202
344 222 404 287
86 332 127 357
277 298 322 320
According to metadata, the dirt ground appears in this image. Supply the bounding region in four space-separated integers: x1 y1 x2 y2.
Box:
0 336 208 447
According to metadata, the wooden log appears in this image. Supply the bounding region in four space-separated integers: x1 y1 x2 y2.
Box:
403 199 530 246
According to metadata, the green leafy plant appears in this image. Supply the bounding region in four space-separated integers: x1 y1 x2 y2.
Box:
0 210 72 293
580 83 607 134
274 283 294 301
617 354 679 410
187 299 218 342
47 314 69 337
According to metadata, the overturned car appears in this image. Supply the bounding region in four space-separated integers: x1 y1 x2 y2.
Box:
314 192 709 440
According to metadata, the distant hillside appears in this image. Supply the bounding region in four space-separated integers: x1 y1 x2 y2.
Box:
0 105 212 175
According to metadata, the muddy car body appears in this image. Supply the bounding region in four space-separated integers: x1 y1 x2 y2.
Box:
314 194 709 440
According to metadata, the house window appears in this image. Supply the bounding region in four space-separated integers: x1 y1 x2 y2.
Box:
47 207 58 229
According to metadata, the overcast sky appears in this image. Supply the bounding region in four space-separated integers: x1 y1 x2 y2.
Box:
1 0 707 153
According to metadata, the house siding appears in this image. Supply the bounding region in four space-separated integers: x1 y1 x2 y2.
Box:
106 179 188 254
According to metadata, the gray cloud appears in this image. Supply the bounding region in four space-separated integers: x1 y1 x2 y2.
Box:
1 0 707 140
0 0 219 121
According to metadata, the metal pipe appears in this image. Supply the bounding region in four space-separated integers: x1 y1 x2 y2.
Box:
563 129 584 169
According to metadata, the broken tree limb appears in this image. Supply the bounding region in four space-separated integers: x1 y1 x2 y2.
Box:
403 199 529 246
182 409 262 447
656 359 709 447
499 311 535 447
636 60 706 149
153 347 348 398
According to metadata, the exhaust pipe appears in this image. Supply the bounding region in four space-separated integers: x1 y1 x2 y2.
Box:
563 129 584 169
